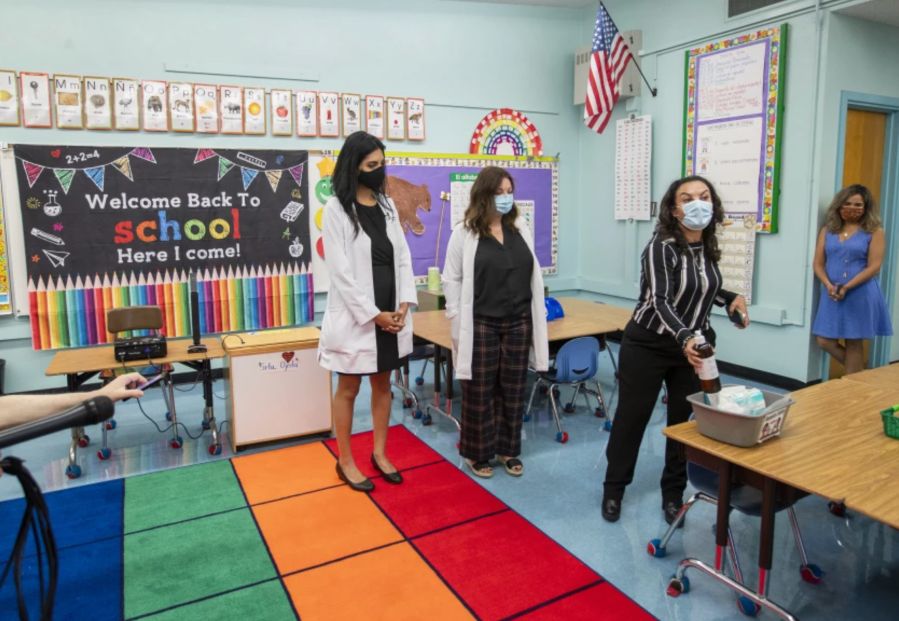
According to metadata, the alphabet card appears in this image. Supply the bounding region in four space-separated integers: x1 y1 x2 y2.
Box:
341 93 361 136
387 96 405 141
53 75 83 129
220 85 243 134
112 78 140 130
319 92 339 137
194 84 219 133
141 80 168 132
0 70 20 126
20 72 51 128
168 82 194 132
243 87 266 135
406 98 425 141
83 77 112 130
366 95 385 140
271 89 293 136
296 90 317 136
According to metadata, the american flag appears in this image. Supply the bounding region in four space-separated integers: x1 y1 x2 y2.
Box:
584 2 632 134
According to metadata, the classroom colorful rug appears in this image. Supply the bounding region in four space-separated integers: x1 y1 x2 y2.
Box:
0 426 654 620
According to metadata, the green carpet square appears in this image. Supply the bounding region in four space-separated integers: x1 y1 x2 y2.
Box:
143 580 295 621
124 509 276 619
124 460 246 533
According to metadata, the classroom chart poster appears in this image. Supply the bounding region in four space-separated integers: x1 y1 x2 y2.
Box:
341 94 361 136
141 80 168 132
220 85 243 134
295 91 317 136
684 25 786 233
168 82 194 132
13 144 314 350
53 75 83 129
0 70 20 126
387 96 405 140
83 77 112 130
271 89 293 136
406 98 425 141
614 115 652 221
319 92 339 137
112 78 140 130
366 95 385 140
20 72 51 128
243 87 266 135
194 84 219 133
717 214 757 304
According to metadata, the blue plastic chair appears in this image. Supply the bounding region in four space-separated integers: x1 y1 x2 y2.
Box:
647 418 825 616
524 337 608 443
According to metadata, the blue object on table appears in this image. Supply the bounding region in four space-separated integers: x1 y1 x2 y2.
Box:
545 297 565 321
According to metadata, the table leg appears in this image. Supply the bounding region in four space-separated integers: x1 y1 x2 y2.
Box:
758 477 777 599
715 461 732 573
167 374 183 449
203 358 221 455
390 357 420 417
423 345 460 431
64 374 82 479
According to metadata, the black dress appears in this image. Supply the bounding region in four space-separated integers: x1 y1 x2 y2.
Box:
356 203 402 374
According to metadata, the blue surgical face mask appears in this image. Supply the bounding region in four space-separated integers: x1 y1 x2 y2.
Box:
495 194 514 214
679 199 713 231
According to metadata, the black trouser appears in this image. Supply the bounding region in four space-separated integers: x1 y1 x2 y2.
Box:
603 321 714 503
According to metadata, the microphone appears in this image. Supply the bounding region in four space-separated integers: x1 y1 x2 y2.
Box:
188 271 207 353
0 396 115 449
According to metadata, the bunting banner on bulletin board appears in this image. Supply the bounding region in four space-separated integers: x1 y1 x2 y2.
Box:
13 144 313 350
0 173 11 314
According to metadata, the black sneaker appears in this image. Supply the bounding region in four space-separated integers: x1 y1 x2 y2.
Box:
602 498 621 522
664 500 685 528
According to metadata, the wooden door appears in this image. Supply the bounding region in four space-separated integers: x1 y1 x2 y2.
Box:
829 108 887 379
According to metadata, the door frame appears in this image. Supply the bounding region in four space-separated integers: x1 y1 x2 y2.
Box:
830 90 899 371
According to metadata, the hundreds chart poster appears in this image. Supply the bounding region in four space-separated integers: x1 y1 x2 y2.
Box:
14 144 314 350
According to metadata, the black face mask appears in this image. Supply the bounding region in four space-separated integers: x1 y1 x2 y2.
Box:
358 166 385 191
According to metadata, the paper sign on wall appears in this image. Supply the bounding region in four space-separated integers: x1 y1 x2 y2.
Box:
341 93 361 136
83 77 112 130
141 80 168 132
407 98 425 141
0 70 20 126
717 214 757 304
194 84 219 133
387 96 405 141
113 78 140 130
614 114 652 221
319 92 339 137
220 85 243 134
366 95 385 140
169 82 194 132
53 75 83 129
244 87 266 135
271 89 293 136
296 91 317 136
20 72 51 128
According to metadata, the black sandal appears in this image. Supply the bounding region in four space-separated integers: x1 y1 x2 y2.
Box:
466 460 494 479
497 456 523 477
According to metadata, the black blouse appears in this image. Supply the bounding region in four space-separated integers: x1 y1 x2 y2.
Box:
473 224 534 318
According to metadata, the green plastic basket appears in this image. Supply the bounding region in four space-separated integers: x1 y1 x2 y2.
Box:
880 409 899 440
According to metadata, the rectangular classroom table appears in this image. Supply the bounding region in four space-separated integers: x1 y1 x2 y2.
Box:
400 298 631 428
839 362 899 388
663 378 899 620
46 338 226 478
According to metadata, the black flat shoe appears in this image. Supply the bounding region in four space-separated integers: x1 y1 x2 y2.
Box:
371 454 403 485
601 498 621 523
664 500 685 528
336 463 374 492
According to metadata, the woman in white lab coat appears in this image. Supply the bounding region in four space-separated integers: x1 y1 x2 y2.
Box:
444 167 549 479
318 132 417 492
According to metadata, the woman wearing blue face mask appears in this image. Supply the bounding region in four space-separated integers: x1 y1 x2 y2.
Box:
443 167 549 479
602 176 749 524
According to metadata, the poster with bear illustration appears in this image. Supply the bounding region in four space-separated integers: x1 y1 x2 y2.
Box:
141 80 168 132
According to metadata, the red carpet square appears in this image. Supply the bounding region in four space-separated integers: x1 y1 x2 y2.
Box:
369 461 507 538
516 582 656 620
324 424 442 479
413 511 599 621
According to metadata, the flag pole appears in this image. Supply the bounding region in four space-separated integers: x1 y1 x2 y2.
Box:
629 53 658 97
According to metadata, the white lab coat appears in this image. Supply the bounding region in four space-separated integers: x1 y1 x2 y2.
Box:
317 196 417 374
443 218 549 380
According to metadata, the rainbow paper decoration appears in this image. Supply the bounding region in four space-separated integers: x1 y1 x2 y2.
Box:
470 108 544 157
27 263 314 350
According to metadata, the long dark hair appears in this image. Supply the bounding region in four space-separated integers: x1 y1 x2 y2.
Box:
825 184 881 234
332 131 387 236
657 175 723 262
464 166 519 238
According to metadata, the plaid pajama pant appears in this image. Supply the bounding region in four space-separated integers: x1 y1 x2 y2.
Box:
460 314 533 462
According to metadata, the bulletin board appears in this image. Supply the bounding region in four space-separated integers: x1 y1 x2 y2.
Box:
683 24 787 234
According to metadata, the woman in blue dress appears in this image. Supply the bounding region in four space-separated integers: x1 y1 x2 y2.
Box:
813 184 893 374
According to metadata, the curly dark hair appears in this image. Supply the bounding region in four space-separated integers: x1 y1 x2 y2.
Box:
656 175 724 262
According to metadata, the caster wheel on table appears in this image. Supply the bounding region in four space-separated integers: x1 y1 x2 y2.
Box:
564 403 576 414
165 412 172 422
646 539 666 558
800 563 825 584
97 448 112 461
615 372 620 380
415 377 425 386
603 420 613 432
208 443 222 456
456 441 461 450
523 413 531 422
65 464 82 479
595 406 606 418
556 431 569 444
421 413 433 426
202 420 211 430
737 596 760 616
106 420 117 430
666 576 690 598
170 437 183 449
403 398 414 409
828 501 846 517
412 409 423 419
662 396 669 404
540 385 548 395
78 435 90 448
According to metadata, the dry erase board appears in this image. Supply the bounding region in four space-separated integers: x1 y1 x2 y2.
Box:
682 24 787 234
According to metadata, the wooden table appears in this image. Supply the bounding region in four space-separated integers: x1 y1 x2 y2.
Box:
840 363 899 388
407 297 631 429
47 338 227 478
663 379 899 619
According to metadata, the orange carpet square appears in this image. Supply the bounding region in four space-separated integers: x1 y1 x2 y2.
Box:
369 461 507 537
323 425 443 479
515 582 656 620
284 543 476 621
232 442 338 505
253 485 403 574
412 511 600 621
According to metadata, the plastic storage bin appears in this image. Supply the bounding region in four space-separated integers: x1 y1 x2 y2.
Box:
687 386 795 448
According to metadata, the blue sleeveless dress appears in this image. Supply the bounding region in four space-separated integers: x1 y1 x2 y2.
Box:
812 230 893 339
